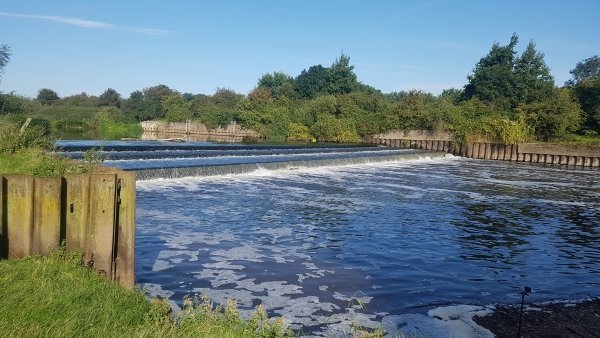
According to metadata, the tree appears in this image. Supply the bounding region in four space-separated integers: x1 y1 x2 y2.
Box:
295 65 329 99
566 55 600 86
464 34 519 109
61 92 97 106
37 88 60 105
122 90 147 121
568 56 600 132
258 72 295 99
517 88 582 141
326 53 358 95
513 41 554 104
0 44 10 81
142 84 178 120
97 88 122 107
573 78 600 132
463 35 555 111
163 95 192 122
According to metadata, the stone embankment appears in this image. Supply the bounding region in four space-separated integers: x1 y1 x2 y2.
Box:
140 120 261 142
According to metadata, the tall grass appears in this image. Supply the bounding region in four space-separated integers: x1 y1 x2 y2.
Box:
0 251 292 337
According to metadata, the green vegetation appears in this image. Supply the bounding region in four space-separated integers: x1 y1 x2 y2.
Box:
0 250 292 337
1 36 599 145
0 119 104 176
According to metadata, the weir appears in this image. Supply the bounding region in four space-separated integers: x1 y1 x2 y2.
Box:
131 150 447 180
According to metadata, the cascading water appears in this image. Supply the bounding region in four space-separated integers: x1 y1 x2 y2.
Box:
58 141 600 337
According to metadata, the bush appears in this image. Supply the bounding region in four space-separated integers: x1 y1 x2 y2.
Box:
312 115 362 143
287 123 314 142
517 88 582 141
0 120 53 154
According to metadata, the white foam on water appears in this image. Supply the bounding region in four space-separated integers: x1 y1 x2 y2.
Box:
381 304 495 338
135 154 458 190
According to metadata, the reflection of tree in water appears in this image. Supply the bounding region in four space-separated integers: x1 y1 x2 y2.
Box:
452 198 536 264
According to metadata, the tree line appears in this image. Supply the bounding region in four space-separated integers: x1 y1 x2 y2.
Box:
1 35 599 144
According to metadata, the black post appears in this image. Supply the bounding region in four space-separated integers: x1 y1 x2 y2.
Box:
518 286 532 338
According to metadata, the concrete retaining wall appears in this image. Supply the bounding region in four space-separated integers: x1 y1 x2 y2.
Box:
0 172 136 288
141 120 262 142
372 137 600 168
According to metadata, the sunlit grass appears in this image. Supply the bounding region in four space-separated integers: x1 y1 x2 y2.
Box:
0 250 293 337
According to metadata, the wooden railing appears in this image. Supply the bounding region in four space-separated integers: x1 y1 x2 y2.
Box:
0 171 135 288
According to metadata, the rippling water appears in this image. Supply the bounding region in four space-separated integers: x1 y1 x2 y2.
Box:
58 141 600 336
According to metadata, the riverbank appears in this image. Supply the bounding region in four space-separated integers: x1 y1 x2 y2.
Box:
474 298 600 338
0 252 291 337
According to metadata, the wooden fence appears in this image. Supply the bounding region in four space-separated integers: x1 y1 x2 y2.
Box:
0 171 136 288
373 138 600 168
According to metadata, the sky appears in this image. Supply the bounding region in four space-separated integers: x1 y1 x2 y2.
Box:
1 0 598 98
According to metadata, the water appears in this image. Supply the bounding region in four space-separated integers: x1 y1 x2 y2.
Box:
59 141 600 336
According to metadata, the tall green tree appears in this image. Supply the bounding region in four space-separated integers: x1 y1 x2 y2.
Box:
573 78 600 132
568 56 600 132
513 41 554 104
258 72 295 99
295 65 329 99
142 84 178 120
37 88 60 105
463 34 555 111
97 88 122 107
566 55 600 86
122 91 147 121
463 34 519 109
0 44 10 81
326 53 358 95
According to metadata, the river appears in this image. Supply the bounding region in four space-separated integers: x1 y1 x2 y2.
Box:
58 141 600 336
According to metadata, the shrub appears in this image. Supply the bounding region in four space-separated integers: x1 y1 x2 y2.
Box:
0 120 53 154
287 123 314 142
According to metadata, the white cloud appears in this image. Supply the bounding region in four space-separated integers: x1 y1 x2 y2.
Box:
0 11 173 36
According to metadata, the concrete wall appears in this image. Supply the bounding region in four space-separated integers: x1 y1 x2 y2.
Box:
369 129 453 141
141 120 261 142
371 137 600 168
0 172 136 288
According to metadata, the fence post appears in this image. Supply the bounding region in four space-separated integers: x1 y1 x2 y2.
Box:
33 177 62 255
7 176 34 258
88 174 117 278
64 174 91 262
114 171 136 289
0 177 6 259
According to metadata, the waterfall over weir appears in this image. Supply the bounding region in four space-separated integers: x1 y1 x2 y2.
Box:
56 141 448 180
131 150 447 180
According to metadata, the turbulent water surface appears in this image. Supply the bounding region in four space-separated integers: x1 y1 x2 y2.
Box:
59 141 600 336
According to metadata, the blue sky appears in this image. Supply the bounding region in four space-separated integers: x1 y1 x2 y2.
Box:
1 0 598 98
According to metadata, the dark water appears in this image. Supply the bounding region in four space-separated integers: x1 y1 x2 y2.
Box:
59 141 600 336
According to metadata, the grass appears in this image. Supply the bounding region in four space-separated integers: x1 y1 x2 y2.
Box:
0 148 85 176
0 251 292 337
557 134 600 147
0 148 111 176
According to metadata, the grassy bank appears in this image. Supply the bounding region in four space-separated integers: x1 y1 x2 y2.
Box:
0 148 93 176
0 251 291 337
